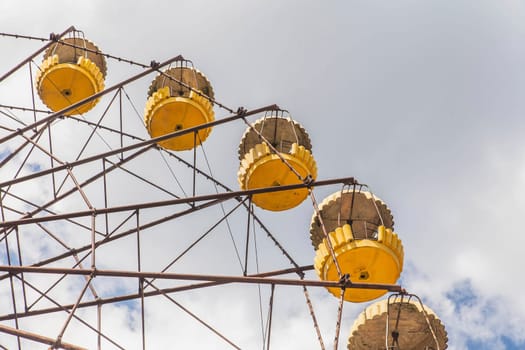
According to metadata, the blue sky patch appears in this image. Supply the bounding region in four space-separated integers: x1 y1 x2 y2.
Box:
446 279 478 313
27 162 42 172
0 148 11 161
467 336 524 350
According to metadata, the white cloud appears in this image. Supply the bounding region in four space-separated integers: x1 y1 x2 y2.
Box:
2 1 525 349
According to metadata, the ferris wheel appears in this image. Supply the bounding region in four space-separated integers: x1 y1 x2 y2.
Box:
0 27 448 349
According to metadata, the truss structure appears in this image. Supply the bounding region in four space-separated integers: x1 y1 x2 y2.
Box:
0 27 404 349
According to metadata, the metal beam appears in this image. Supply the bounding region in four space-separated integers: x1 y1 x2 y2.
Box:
0 177 356 227
0 323 87 350
0 265 314 321
0 264 402 292
0 26 75 83
0 55 185 146
0 104 278 188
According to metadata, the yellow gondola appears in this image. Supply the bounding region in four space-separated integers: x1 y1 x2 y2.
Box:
36 36 106 115
348 295 448 349
311 189 403 302
144 66 214 151
237 115 317 211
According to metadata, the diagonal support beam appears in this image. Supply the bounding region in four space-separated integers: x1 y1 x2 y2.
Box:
0 177 357 228
0 323 87 350
0 55 184 146
0 26 75 83
0 104 278 189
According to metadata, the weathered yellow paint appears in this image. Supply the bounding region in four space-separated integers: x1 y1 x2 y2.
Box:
238 142 317 211
36 55 105 115
314 224 403 302
144 87 214 151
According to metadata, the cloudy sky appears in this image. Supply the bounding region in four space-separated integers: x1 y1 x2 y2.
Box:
1 1 525 349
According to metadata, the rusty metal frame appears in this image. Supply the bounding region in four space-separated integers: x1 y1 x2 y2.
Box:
0 104 279 190
0 265 313 322
0 30 407 350
0 176 356 228
0 264 403 291
0 323 87 350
